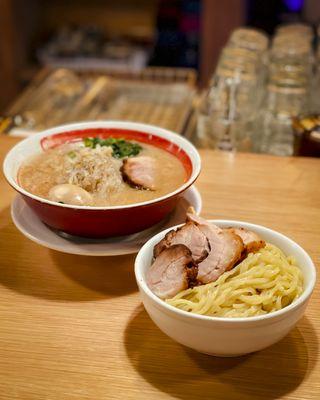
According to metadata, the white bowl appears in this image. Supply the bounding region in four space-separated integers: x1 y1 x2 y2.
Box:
135 220 316 357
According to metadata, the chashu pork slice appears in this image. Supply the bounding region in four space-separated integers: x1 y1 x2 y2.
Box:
186 213 222 236
186 213 244 284
146 244 198 299
121 156 156 190
153 221 210 263
224 227 265 254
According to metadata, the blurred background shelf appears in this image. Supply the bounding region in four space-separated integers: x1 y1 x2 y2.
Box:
2 0 320 156
0 0 246 111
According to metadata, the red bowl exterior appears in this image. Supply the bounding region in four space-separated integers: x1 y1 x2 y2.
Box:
22 194 180 238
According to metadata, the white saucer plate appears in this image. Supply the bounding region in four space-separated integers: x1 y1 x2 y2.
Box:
11 186 202 256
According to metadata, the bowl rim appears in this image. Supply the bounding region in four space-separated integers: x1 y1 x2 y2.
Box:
135 219 317 323
3 121 201 210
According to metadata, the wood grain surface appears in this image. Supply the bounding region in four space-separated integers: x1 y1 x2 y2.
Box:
0 136 319 400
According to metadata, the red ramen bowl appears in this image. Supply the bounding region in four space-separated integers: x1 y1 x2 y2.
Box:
3 121 201 238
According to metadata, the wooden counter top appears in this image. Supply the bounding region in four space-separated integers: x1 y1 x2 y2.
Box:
0 136 319 399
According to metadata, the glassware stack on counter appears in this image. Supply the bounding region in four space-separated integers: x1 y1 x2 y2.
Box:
195 27 269 151
257 23 314 156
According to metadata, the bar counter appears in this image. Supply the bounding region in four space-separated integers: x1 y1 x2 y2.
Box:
0 135 319 399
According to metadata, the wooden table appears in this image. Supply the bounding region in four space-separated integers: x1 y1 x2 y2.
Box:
0 136 319 400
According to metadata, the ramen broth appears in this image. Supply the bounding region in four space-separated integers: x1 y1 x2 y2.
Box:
18 141 187 206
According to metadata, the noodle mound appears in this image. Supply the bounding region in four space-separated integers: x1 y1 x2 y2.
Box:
166 244 303 318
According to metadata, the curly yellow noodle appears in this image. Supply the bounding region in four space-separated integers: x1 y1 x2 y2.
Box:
166 244 304 318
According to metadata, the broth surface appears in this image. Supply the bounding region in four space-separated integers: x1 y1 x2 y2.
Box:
19 141 187 206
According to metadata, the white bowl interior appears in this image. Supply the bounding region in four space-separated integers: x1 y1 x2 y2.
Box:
135 220 316 322
3 121 201 210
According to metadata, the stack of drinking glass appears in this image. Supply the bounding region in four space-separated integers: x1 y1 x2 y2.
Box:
196 23 317 156
258 23 314 155
195 27 269 151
